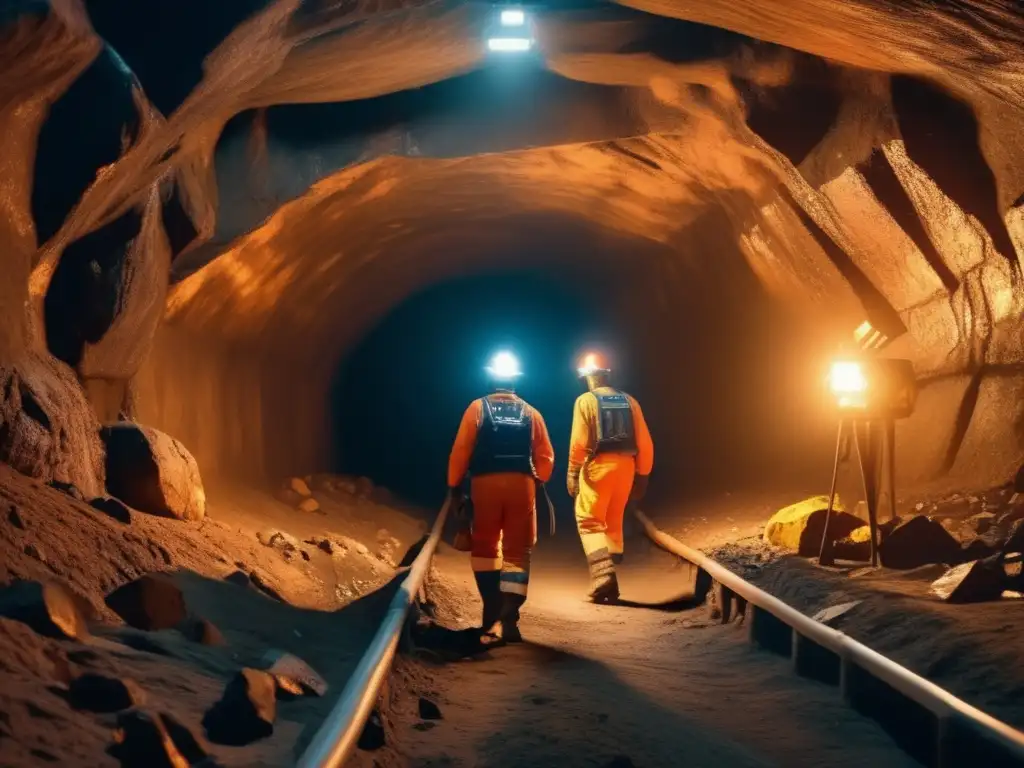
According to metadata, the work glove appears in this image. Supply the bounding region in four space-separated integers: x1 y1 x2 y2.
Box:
449 486 466 517
630 474 649 503
567 469 581 499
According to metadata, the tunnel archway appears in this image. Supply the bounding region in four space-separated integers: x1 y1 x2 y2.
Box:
330 269 620 510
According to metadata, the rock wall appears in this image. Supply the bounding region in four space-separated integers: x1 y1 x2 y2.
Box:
3 1 1024 498
730 72 1024 491
132 326 326 483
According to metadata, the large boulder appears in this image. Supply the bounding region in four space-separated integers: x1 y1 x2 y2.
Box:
763 496 863 556
0 354 105 498
102 423 206 522
879 515 961 569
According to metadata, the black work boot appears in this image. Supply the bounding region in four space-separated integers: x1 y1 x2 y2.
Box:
499 592 526 644
473 571 503 642
586 549 620 604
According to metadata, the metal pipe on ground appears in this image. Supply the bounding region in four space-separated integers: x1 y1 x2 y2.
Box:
297 497 452 768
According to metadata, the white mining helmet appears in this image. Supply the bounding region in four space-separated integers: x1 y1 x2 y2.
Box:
486 350 523 381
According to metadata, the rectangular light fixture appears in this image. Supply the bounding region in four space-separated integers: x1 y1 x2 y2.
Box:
487 37 532 52
500 8 525 26
828 357 917 419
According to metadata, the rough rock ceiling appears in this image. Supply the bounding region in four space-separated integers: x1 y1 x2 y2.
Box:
4 0 1024 384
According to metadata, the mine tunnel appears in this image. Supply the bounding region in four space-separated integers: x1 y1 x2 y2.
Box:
3 0 1024 766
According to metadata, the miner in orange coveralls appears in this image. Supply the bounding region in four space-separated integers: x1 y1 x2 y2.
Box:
568 351 654 603
448 351 555 644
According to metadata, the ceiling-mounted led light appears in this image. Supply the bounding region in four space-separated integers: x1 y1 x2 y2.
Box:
500 8 525 26
487 36 532 52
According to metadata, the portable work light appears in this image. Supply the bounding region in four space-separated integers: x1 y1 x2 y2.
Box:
828 357 917 420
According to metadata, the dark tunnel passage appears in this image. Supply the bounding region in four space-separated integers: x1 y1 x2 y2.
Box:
330 245 838 519
331 270 624 513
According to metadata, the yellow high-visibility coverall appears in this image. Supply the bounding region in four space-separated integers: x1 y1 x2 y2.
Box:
568 387 653 564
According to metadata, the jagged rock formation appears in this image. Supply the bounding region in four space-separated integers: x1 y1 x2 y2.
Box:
0 0 1022 491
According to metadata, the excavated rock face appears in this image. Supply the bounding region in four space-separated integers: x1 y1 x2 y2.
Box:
0 354 105 498
1 1 1023 491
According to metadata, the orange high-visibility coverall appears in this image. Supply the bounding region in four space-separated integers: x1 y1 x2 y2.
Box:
568 387 654 561
448 394 555 598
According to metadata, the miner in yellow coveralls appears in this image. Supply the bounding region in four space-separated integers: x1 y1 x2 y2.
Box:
567 352 654 603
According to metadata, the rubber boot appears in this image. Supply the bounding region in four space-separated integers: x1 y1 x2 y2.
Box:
586 550 620 604
473 571 503 644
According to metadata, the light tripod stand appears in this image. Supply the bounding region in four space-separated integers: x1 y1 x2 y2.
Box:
818 354 916 568
818 417 897 567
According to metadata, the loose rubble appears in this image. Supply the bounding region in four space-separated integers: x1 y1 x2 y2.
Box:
358 709 387 750
879 516 960 569
67 672 146 712
264 649 327 698
760 474 1024 605
178 616 227 646
105 574 187 631
257 529 300 552
49 479 85 501
112 709 211 768
930 556 1007 603
203 668 277 745
0 459 426 766
418 697 443 720
90 495 133 523
0 580 86 639
298 497 321 514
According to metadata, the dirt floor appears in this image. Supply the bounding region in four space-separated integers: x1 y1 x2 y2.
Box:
369 538 916 768
0 462 454 767
2 463 1021 767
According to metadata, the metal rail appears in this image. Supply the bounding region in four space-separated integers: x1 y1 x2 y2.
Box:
297 497 451 768
633 509 1024 768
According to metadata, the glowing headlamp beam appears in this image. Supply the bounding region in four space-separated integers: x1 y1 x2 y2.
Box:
500 8 525 26
486 351 522 379
577 353 607 377
487 37 532 52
